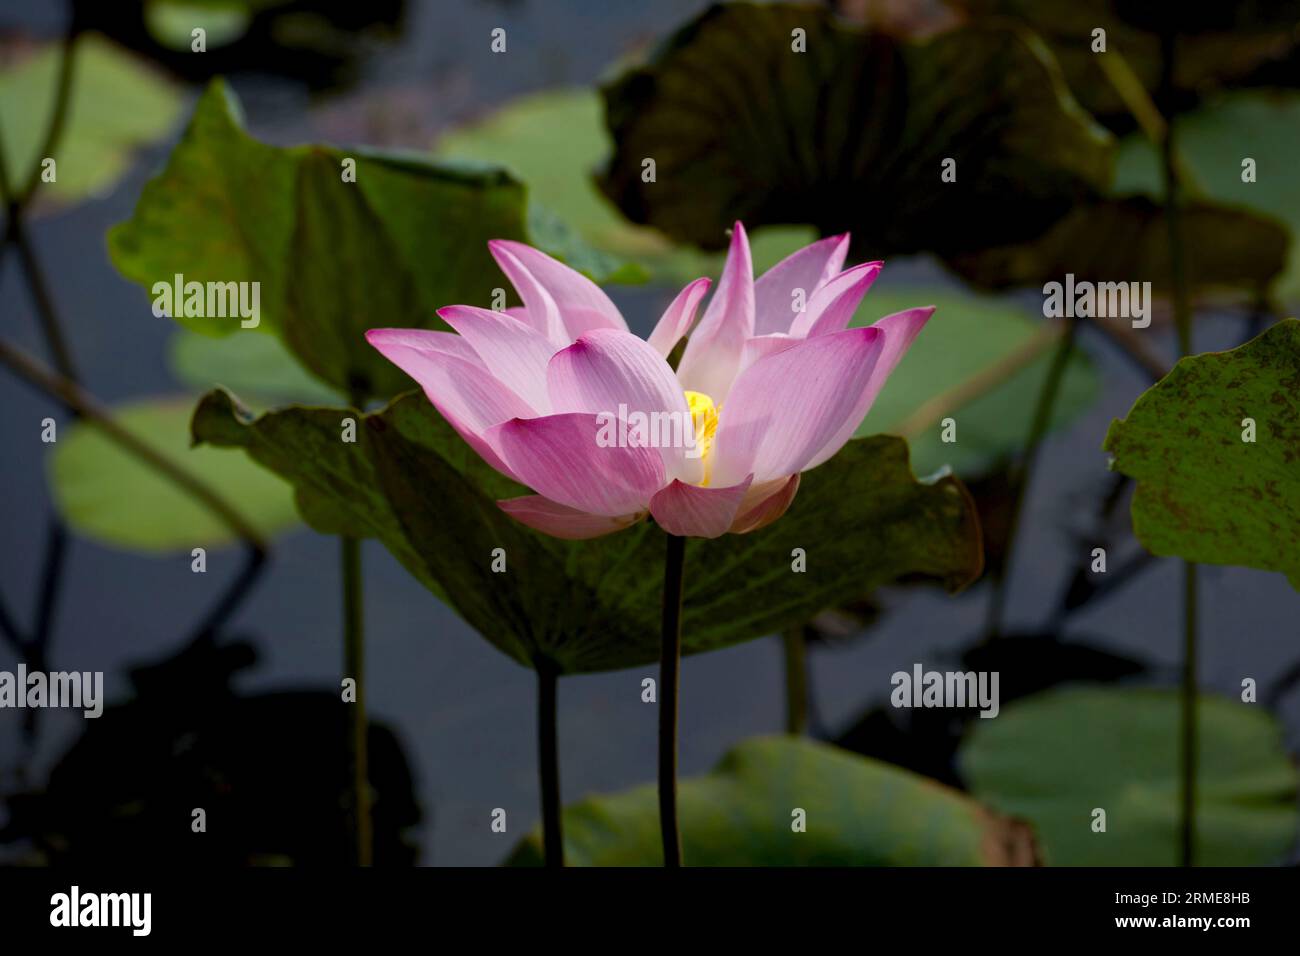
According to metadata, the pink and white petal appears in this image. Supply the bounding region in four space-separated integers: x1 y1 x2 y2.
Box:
802 305 935 470
710 326 885 486
790 261 883 338
738 333 799 376
676 222 755 402
753 233 850 336
547 328 696 481
365 329 535 479
489 239 626 340
488 241 566 344
647 277 711 357
487 412 664 517
436 305 556 413
729 474 800 534
497 495 644 540
363 327 486 369
649 475 753 539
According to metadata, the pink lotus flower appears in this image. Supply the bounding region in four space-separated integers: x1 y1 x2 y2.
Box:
367 223 932 540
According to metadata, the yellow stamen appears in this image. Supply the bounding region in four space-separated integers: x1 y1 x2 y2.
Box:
684 390 719 485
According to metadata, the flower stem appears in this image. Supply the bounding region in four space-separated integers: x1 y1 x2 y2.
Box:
537 658 564 867
1159 28 1198 868
341 535 371 866
984 318 1078 641
781 627 808 735
659 532 686 867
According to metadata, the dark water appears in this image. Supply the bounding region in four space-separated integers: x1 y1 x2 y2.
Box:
1 0 1296 865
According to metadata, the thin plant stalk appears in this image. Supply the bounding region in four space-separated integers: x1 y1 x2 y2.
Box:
984 318 1079 640
537 659 564 867
781 627 808 735
1159 29 1198 868
659 533 686 867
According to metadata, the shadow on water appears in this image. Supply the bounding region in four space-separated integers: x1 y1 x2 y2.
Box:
2 634 422 865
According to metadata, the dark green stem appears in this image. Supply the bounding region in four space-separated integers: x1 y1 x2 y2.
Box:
1159 28 1197 868
984 318 1079 640
537 659 564 867
659 533 686 867
781 627 808 735
341 534 371 866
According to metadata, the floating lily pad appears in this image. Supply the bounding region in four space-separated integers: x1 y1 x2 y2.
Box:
0 33 181 207
1104 319 1300 588
960 686 1298 865
192 388 983 673
508 735 1036 866
48 396 300 552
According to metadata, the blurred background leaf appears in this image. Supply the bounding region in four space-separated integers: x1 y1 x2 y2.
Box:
72 0 405 90
435 87 817 284
48 395 300 552
948 194 1289 301
1112 92 1300 305
509 735 1038 866
956 0 1300 130
0 33 181 209
597 4 1113 261
169 327 342 407
960 686 1298 865
857 290 1098 477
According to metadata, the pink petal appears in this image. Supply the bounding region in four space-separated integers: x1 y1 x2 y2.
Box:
488 242 565 344
436 305 556 412
803 305 935 470
498 495 644 540
738 333 799 376
547 328 698 483
362 327 486 369
729 474 800 534
487 412 665 517
753 233 849 336
489 240 627 342
649 475 753 539
677 221 755 402
710 326 885 485
790 261 882 338
647 277 711 357
365 328 535 479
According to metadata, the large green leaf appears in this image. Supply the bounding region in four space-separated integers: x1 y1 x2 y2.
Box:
109 80 629 399
48 396 299 552
1114 92 1300 304
959 1 1300 126
435 87 817 283
1103 319 1300 588
858 289 1097 476
597 3 1112 259
960 686 1298 865
947 195 1289 298
508 736 1035 866
192 388 983 673
0 33 181 207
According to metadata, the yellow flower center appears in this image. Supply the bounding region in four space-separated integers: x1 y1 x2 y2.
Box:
684 390 718 485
